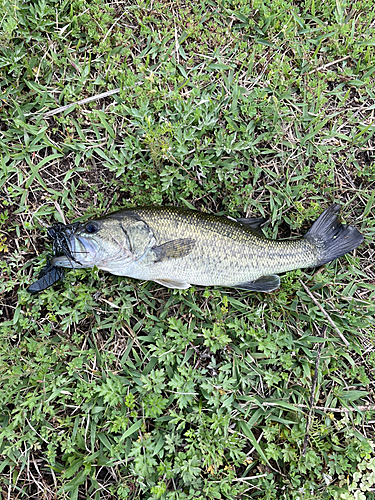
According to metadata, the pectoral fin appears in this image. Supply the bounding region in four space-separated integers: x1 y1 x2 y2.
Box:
152 238 195 262
232 275 280 292
154 279 191 289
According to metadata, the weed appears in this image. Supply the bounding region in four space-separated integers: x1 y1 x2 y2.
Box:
0 0 374 498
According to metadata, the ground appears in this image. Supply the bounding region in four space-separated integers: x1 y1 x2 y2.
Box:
0 0 375 498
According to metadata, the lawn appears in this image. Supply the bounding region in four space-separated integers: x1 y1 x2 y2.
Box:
0 0 375 498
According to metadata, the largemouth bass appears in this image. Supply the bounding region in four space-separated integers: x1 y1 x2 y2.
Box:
28 204 363 293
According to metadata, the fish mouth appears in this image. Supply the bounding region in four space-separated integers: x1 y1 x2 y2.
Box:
48 222 90 267
73 235 99 263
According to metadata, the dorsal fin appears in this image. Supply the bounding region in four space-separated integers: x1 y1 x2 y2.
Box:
236 217 266 237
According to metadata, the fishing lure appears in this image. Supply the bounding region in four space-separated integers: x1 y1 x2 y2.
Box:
28 222 81 293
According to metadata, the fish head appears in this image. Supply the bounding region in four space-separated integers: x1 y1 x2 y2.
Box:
49 217 136 271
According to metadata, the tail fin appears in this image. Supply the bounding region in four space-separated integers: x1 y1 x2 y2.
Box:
304 204 363 266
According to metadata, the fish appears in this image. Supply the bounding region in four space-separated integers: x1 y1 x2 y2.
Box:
28 204 363 293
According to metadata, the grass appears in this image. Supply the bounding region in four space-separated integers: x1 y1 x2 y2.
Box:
0 0 375 498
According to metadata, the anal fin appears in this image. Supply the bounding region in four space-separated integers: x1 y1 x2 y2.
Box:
232 275 280 292
154 278 191 290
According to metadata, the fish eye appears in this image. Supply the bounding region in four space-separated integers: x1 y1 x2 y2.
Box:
85 222 100 234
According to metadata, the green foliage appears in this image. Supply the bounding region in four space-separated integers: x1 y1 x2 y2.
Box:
1 0 374 498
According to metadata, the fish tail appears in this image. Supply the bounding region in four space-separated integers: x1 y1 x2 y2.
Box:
304 204 363 266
